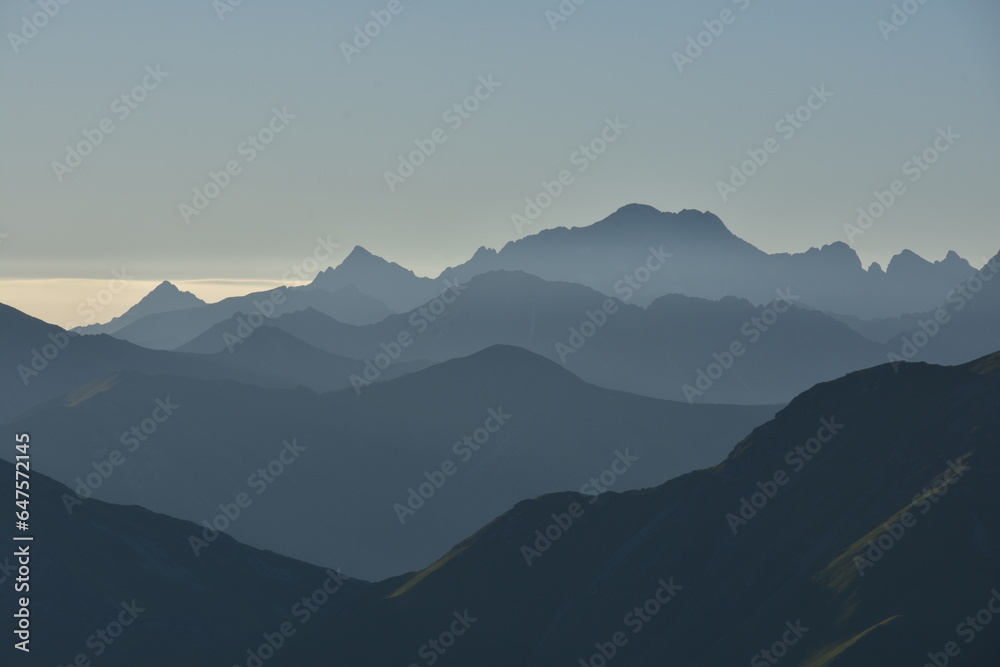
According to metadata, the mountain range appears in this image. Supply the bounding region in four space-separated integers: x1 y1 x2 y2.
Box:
8 350 998 665
77 206 989 352
7 345 778 579
280 350 999 665
4 203 998 665
176 270 887 405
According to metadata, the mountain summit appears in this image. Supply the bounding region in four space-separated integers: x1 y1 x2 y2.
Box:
73 280 205 335
311 245 444 312
432 204 977 318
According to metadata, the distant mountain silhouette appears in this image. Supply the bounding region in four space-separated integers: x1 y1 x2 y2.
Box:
883 250 1000 366
269 350 1000 666
178 315 430 387
106 283 391 349
428 204 975 319
73 280 205 335
311 245 446 312
0 303 400 421
266 271 886 404
10 345 779 579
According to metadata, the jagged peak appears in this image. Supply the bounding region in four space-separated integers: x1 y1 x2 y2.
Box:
137 281 203 305
342 245 381 263
149 280 180 293
886 249 933 273
470 246 498 260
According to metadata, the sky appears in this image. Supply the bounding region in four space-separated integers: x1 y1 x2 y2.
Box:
1 0 999 324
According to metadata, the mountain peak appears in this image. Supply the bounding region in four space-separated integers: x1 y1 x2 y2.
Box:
937 250 973 271
344 245 379 262
612 203 661 217
141 280 201 302
151 280 179 291
593 205 734 238
886 249 933 274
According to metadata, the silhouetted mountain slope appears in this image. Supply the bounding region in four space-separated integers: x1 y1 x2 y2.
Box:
108 283 391 350
176 315 429 387
435 204 975 318
0 303 395 422
277 351 1000 666
7 346 779 579
264 271 885 404
73 281 205 335
0 456 365 667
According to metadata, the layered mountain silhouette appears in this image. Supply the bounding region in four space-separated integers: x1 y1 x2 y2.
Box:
4 203 997 666
84 206 983 357
8 351 997 665
107 283 391 350
406 204 972 319
223 270 887 404
8 345 778 579
880 250 1000 366
269 352 1000 665
0 303 405 421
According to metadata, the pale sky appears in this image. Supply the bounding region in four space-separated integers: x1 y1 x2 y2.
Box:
2 0 999 324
